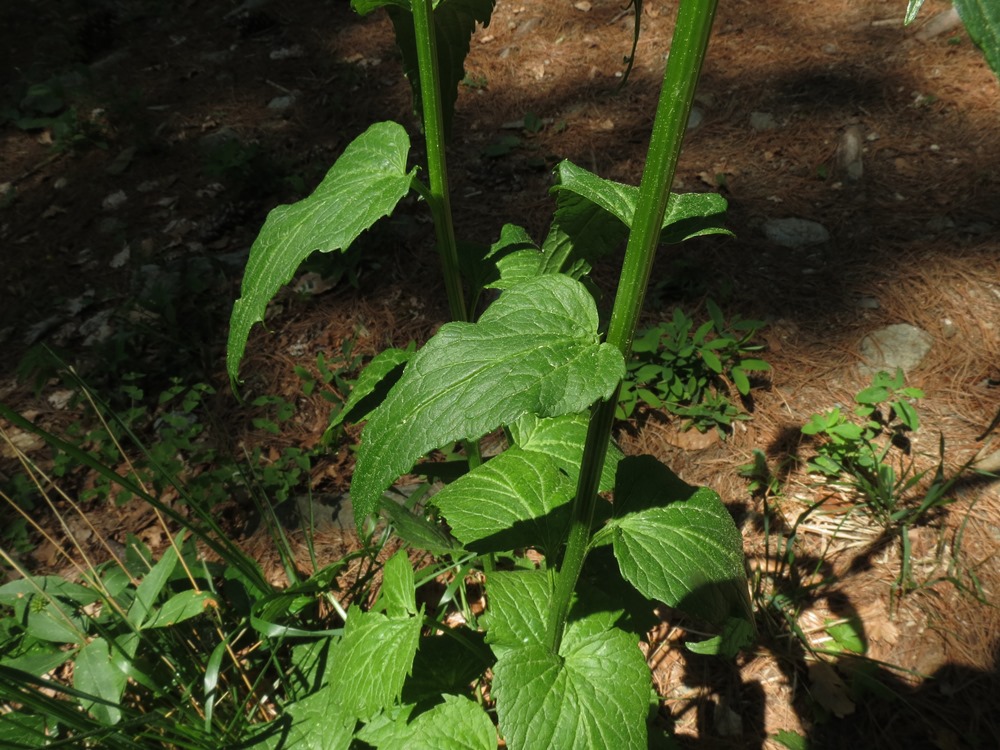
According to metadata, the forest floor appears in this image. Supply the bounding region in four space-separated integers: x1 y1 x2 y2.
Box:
1 0 999 747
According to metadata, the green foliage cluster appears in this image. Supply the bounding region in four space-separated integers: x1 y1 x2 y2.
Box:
221 0 753 746
618 299 770 432
801 369 952 529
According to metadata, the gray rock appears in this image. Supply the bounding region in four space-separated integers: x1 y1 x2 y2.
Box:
763 218 830 247
267 94 296 110
750 111 777 131
858 323 933 376
687 107 704 130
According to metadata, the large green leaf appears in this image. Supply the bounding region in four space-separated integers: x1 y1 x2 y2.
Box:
607 455 750 626
227 122 416 384
955 0 1000 78
74 637 126 725
431 447 574 554
279 685 355 750
492 629 650 750
354 1 496 137
327 606 422 720
482 570 553 651
351 274 625 526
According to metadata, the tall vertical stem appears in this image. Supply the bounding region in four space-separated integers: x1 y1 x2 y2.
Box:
411 0 467 324
546 0 719 653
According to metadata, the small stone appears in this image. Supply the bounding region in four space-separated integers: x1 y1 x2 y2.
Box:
267 94 296 110
836 125 863 181
916 7 961 41
105 146 136 175
855 296 880 310
110 245 131 268
269 45 305 60
926 215 955 233
573 1 592 11
858 323 933 376
686 107 704 130
763 217 830 248
102 190 127 211
749 111 778 131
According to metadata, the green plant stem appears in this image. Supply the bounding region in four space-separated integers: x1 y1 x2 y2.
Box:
546 0 719 654
411 0 484 469
410 0 467 324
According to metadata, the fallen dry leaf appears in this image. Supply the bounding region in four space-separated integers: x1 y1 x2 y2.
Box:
808 661 856 718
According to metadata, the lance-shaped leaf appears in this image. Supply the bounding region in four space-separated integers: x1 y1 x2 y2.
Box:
353 0 496 138
431 447 574 554
227 121 416 384
954 0 1000 78
351 274 624 526
492 629 650 750
541 159 731 274
607 455 751 626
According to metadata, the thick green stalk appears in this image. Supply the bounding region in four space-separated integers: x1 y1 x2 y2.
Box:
546 0 719 653
410 0 467 323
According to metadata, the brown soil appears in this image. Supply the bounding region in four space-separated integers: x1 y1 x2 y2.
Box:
2 1 999 748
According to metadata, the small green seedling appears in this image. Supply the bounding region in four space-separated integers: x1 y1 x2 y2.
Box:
618 299 770 434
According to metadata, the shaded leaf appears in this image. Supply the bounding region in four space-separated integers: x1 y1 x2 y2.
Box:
333 347 413 429
353 0 496 137
432 448 574 554
74 637 126 725
327 606 422 720
609 456 751 626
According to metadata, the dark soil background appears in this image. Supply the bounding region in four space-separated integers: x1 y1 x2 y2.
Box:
2 1 999 747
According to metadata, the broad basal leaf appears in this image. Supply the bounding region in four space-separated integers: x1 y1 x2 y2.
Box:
228 121 416 384
492 629 650 750
431 448 574 554
351 274 624 526
327 605 422 721
608 455 751 626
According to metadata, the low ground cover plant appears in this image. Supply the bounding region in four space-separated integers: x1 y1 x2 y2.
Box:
617 299 770 433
